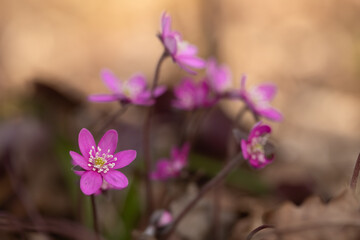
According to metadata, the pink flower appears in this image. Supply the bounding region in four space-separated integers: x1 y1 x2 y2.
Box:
172 78 217 110
151 143 190 180
231 75 283 121
157 210 173 228
159 12 205 74
70 128 137 195
206 58 232 96
88 69 166 106
241 122 273 168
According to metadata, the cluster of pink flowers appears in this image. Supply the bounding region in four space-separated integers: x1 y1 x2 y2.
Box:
73 11 282 196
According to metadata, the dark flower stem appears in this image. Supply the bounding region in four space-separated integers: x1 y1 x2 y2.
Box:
151 51 169 93
143 50 169 215
350 153 360 190
160 153 244 239
246 224 275 240
90 195 100 239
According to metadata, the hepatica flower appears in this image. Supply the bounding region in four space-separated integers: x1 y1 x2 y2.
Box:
172 78 216 110
151 143 190 180
232 75 283 121
159 12 205 74
88 69 166 106
70 128 136 195
241 122 273 168
206 58 232 96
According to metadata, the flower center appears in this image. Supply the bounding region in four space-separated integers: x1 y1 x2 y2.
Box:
94 157 106 168
88 146 117 174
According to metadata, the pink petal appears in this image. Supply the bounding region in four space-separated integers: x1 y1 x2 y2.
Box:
241 140 249 159
257 107 283 122
153 86 167 97
161 12 171 36
78 128 96 159
103 170 128 189
249 122 271 139
127 74 147 96
164 35 177 55
88 94 120 102
151 159 171 180
98 129 118 155
176 55 205 69
240 75 247 90
101 69 121 93
80 171 102 195
70 151 90 170
112 150 137 169
254 84 277 101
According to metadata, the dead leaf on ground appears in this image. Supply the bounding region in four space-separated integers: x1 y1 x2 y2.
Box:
252 188 360 240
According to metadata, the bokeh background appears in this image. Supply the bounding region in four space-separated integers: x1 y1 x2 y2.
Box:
0 0 360 239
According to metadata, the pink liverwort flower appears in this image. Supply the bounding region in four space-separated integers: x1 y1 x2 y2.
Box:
157 210 173 228
88 69 166 106
206 58 232 96
231 75 283 121
70 128 137 195
241 122 273 169
159 12 205 74
151 143 190 180
172 78 217 110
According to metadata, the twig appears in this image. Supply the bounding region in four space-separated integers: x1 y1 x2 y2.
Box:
350 153 360 190
246 224 275 240
160 153 244 239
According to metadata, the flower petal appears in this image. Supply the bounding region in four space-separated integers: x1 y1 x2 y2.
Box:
153 86 167 97
177 55 205 69
127 74 147 97
112 150 137 169
161 12 171 36
88 94 120 102
257 107 283 122
164 35 177 55
80 171 102 195
103 170 128 189
241 140 249 159
151 159 171 180
98 129 118 155
254 84 277 101
79 128 96 159
70 151 90 170
101 69 120 93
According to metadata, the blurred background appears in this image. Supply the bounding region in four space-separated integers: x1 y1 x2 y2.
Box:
0 0 360 239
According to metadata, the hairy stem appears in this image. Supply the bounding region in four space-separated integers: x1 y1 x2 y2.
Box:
143 51 169 215
161 153 244 239
90 195 100 239
350 153 360 190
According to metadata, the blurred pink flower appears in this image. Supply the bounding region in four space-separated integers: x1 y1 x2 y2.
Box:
172 78 217 110
157 210 173 227
159 12 205 74
88 69 166 106
206 58 232 96
231 75 283 121
241 122 273 168
151 143 190 180
70 128 136 195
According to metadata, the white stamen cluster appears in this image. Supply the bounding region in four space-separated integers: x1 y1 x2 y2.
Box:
248 134 269 163
88 146 117 173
